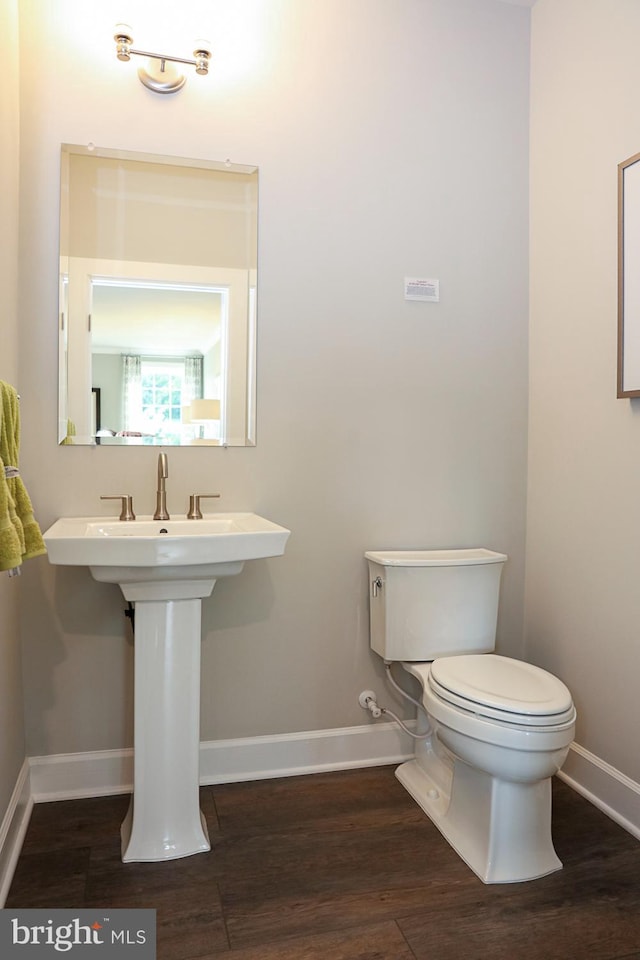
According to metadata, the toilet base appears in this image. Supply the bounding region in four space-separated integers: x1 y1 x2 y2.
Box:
396 757 563 884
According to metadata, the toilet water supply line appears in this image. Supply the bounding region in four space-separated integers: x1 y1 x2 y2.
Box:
359 662 432 740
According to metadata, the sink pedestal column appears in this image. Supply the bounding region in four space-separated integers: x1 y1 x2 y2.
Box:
119 579 216 862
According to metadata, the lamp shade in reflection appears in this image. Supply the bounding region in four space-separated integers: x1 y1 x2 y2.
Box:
190 399 221 422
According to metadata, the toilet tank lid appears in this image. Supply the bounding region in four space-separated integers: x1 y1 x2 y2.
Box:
364 548 507 566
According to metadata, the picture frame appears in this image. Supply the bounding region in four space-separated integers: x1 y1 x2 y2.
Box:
617 151 640 397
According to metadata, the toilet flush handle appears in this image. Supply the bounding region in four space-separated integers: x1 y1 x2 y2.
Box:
371 575 383 598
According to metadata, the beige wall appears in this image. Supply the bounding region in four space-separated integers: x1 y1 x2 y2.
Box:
528 0 640 783
0 0 27 812
16 0 530 756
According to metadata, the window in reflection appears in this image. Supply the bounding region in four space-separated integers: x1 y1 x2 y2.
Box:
118 357 197 442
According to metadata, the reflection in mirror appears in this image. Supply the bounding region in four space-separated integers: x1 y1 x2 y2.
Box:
58 144 258 445
618 150 640 398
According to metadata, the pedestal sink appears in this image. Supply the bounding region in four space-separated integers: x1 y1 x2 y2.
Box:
43 513 290 863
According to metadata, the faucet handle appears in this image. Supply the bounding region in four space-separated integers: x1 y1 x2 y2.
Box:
101 495 136 521
187 493 220 520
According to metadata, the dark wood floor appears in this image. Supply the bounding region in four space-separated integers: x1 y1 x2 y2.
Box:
6 766 640 959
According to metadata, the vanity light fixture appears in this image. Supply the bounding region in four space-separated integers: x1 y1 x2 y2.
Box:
114 23 211 94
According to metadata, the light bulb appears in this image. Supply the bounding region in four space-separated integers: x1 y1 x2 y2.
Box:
114 23 133 61
194 39 211 75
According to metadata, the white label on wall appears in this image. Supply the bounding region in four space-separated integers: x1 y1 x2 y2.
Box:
404 277 440 302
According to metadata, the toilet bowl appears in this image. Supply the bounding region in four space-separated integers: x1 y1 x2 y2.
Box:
398 656 575 883
365 549 576 884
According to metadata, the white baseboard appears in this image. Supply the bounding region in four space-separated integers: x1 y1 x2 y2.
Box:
198 719 414 784
29 720 414 802
0 759 33 908
25 733 640 842
558 742 640 840
29 747 135 802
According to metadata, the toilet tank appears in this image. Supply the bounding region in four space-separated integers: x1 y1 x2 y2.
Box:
365 549 507 661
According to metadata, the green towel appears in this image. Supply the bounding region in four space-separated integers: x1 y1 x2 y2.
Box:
61 418 76 445
0 381 46 571
0 451 23 571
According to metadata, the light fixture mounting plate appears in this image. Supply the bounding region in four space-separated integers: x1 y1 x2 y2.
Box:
137 58 186 94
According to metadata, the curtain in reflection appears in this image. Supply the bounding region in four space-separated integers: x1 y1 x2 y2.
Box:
183 356 203 440
183 357 203 404
122 354 142 432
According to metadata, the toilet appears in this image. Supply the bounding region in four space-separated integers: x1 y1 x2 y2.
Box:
365 548 576 884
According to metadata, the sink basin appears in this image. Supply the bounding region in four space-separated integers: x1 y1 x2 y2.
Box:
43 512 290 589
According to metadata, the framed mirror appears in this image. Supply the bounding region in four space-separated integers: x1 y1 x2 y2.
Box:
618 150 640 398
58 144 258 444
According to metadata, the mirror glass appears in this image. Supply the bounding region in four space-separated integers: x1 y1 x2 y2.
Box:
58 144 258 445
618 150 640 397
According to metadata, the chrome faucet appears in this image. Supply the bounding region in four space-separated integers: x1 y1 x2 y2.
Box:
153 452 170 520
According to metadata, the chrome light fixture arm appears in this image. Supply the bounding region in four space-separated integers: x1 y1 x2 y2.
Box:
114 25 211 94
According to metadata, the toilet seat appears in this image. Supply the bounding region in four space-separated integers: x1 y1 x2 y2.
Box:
408 655 575 727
